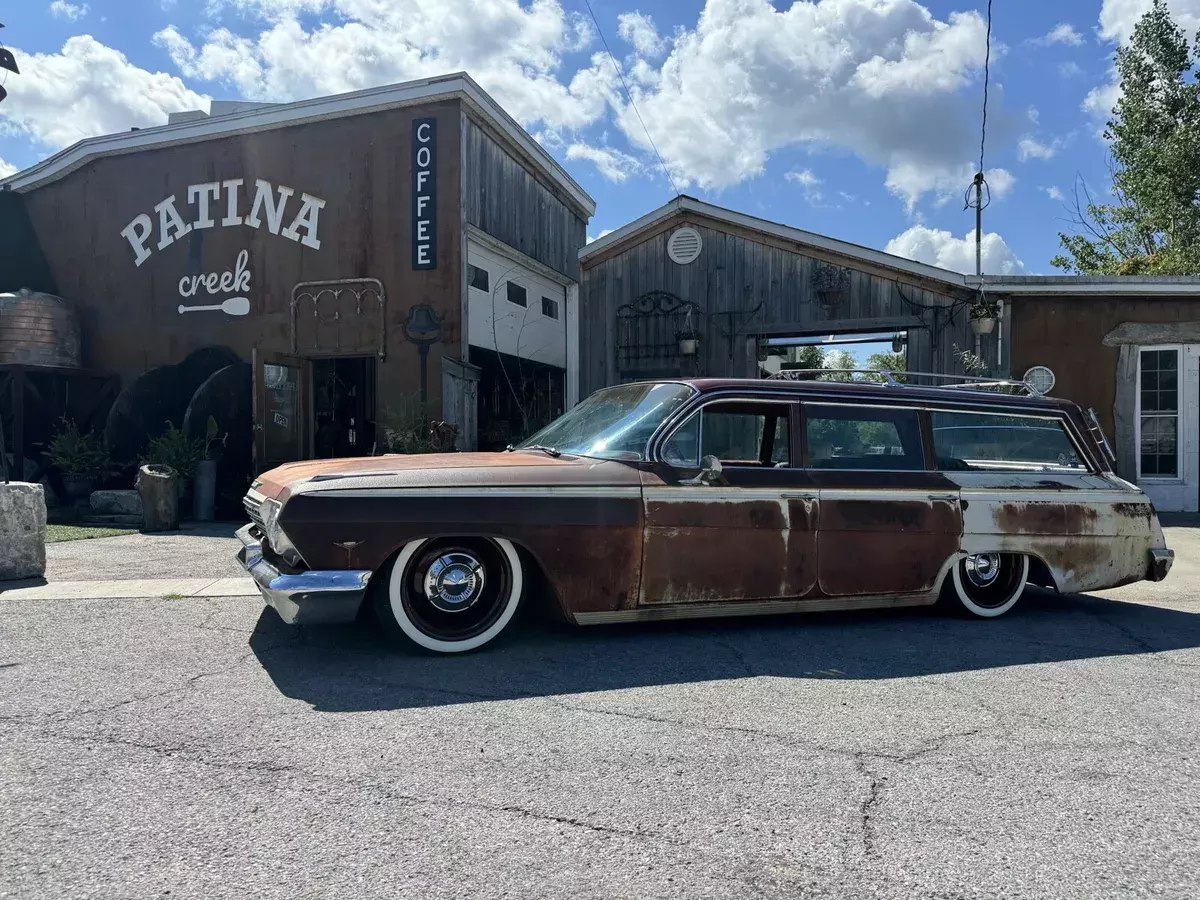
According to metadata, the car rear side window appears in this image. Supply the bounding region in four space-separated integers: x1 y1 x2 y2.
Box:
930 411 1086 472
803 405 924 471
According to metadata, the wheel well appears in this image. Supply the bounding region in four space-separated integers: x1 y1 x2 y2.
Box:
363 535 568 624
1025 555 1059 592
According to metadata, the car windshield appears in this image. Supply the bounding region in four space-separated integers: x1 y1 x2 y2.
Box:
516 382 696 460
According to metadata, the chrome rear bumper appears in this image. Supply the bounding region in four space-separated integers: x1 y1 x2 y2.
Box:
1148 548 1174 583
235 523 371 624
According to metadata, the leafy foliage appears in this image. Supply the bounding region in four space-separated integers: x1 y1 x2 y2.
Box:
45 419 111 477
142 422 203 480
866 350 908 383
1053 1 1200 275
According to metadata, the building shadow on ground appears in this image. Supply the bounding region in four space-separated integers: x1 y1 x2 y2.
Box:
248 588 1200 712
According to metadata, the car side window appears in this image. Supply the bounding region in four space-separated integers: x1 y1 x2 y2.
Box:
930 411 1087 472
804 404 923 471
662 402 792 467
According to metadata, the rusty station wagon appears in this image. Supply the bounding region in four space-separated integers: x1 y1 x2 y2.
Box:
237 374 1174 653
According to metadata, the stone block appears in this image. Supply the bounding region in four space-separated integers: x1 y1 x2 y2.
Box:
89 489 144 518
0 482 47 581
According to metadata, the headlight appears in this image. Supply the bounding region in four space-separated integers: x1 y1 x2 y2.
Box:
260 498 307 568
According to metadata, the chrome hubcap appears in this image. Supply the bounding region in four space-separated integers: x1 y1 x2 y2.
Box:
423 552 486 613
964 553 1002 588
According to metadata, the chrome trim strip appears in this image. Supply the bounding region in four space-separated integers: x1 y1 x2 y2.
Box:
235 523 370 625
575 593 937 625
302 486 644 499
958 490 1150 504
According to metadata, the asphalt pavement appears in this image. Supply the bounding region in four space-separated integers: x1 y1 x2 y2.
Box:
2 528 1199 899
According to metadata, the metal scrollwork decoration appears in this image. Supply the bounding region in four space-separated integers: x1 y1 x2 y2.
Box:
290 278 387 360
614 291 704 374
811 263 851 311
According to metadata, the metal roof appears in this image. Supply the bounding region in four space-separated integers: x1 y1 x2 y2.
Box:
0 72 596 218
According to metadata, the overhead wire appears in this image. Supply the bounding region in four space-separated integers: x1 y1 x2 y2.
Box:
965 0 995 216
581 0 680 196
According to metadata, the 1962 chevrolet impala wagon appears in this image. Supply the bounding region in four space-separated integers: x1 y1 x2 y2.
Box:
237 376 1174 653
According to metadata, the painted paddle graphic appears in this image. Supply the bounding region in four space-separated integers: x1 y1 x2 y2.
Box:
178 296 251 316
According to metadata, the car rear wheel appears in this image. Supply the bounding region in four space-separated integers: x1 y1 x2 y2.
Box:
944 552 1030 618
374 536 524 653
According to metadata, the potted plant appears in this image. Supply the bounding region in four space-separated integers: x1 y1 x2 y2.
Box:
45 419 110 501
970 297 999 335
193 416 226 522
142 422 203 502
675 327 702 356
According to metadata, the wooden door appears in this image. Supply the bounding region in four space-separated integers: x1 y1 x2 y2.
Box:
253 348 311 475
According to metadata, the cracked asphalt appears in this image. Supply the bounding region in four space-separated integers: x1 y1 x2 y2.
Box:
3 526 1200 899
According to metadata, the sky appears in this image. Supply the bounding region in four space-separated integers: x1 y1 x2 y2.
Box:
1 0 1197 278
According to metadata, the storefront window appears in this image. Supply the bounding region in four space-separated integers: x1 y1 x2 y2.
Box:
1139 347 1180 478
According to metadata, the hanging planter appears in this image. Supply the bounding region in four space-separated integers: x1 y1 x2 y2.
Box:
970 316 996 335
676 329 702 356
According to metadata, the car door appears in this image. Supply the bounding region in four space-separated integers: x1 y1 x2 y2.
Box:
804 401 962 597
637 395 818 605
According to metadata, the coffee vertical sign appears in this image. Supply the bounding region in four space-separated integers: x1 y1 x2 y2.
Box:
412 117 436 270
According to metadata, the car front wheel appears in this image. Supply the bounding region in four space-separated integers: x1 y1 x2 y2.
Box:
944 552 1030 618
374 536 524 653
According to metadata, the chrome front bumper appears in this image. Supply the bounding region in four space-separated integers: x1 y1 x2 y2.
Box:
1148 547 1174 583
235 523 371 624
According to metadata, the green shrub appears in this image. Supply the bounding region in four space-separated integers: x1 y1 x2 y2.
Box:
45 419 110 476
142 422 203 480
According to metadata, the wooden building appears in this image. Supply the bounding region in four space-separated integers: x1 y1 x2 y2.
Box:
1004 279 1200 512
0 72 593 501
578 197 1003 395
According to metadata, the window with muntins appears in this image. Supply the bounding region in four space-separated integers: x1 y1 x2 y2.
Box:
804 405 923 471
506 282 528 307
662 402 791 467
1139 348 1180 478
468 264 489 292
930 411 1085 472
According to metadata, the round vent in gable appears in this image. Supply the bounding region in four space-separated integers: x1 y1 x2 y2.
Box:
667 227 703 265
1023 365 1056 396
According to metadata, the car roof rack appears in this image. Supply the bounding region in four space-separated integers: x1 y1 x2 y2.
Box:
765 368 1042 396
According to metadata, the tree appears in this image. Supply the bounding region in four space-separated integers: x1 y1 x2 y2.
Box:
1052 0 1200 275
820 349 858 381
866 350 907 383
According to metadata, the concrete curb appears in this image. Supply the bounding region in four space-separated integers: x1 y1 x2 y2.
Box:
0 576 258 601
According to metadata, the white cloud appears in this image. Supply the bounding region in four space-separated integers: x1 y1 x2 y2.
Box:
617 11 666 57
1098 0 1200 45
885 224 1026 275
0 157 16 179
1036 23 1084 45
586 228 615 243
565 142 640 182
786 167 824 202
1017 135 1063 161
154 1 607 138
48 0 89 20
607 0 1004 208
1059 61 1084 78
1027 106 1039 124
0 36 208 150
1041 185 1064 201
885 163 1015 211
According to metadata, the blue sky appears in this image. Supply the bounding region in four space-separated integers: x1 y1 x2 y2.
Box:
1 0 1194 276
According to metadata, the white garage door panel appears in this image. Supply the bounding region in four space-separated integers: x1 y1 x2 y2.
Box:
467 241 567 369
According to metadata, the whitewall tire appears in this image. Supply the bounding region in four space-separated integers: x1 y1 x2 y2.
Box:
374 536 524 653
947 552 1030 618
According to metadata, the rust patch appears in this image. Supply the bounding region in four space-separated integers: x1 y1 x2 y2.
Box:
1111 501 1152 520
992 502 1099 536
817 531 957 597
644 499 786 530
822 499 960 534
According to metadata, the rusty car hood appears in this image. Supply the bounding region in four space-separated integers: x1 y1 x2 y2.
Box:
254 451 642 501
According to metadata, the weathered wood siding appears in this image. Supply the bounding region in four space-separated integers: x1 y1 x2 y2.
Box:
462 115 587 281
579 216 988 396
22 100 464 416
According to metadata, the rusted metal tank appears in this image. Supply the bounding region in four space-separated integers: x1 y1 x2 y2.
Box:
0 288 81 367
